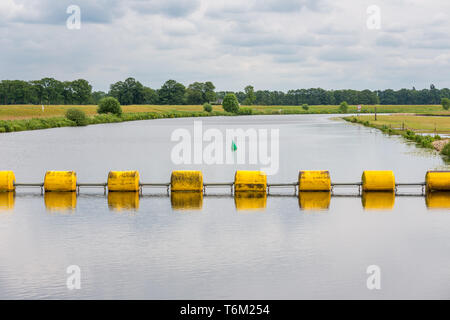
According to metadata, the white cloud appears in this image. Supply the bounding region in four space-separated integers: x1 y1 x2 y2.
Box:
0 0 449 91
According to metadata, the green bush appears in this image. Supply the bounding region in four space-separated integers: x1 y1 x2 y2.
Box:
238 107 253 115
302 104 309 111
98 97 122 115
442 98 450 110
203 103 213 112
339 101 349 113
65 108 88 126
441 143 450 156
222 93 240 113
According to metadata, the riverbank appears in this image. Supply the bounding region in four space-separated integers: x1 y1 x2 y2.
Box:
1 104 448 120
1 104 449 134
343 116 450 159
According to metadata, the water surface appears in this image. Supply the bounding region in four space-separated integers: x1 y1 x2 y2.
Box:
0 115 448 299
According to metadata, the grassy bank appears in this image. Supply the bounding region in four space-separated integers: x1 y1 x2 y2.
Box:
343 116 450 159
0 103 449 134
353 115 450 133
1 104 449 121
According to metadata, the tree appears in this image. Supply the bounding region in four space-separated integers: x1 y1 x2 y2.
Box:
203 81 216 103
98 97 122 115
185 81 216 104
143 87 158 104
66 108 88 126
158 80 186 104
91 91 107 104
243 85 256 105
339 101 349 113
222 93 240 113
203 103 212 112
442 98 450 110
109 77 145 105
70 79 92 104
186 82 204 104
302 104 309 110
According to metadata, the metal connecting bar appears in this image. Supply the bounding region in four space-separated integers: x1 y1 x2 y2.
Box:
267 183 297 187
77 183 107 187
140 183 171 187
331 182 363 186
395 183 426 187
203 183 234 187
14 183 44 187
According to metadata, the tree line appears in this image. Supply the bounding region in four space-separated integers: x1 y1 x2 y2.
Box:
1 77 449 106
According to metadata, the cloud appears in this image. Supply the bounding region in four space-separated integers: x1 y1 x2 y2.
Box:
0 0 449 92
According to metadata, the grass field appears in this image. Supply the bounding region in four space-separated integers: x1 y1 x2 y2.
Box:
0 104 449 120
355 115 450 133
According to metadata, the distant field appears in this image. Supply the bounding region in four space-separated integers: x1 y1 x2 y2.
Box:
0 104 448 120
356 115 450 133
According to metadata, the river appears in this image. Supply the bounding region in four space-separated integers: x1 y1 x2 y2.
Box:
0 114 448 299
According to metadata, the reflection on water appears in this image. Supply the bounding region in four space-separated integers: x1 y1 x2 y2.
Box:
0 115 449 299
426 191 450 209
361 192 395 210
0 192 15 211
234 192 267 211
299 192 331 210
44 192 76 213
171 192 203 210
108 192 140 211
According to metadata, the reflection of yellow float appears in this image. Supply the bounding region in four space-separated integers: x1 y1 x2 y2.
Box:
425 192 450 209
44 192 77 213
298 192 331 210
0 192 15 211
171 192 203 210
108 192 140 211
361 192 395 210
234 192 267 211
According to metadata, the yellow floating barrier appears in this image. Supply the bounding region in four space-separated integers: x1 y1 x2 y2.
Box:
361 192 395 210
171 192 203 210
298 170 331 191
425 191 450 209
425 171 450 191
171 170 203 191
44 192 77 212
108 171 140 192
44 171 77 192
234 192 267 211
108 192 140 211
362 170 395 191
299 192 331 210
0 192 15 211
0 171 16 192
234 171 267 192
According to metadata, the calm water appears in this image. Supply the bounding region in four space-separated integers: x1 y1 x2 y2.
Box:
0 114 449 299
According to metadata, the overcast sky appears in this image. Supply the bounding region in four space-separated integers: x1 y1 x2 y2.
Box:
1 0 449 92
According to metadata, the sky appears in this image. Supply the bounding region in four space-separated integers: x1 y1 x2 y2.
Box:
0 0 449 92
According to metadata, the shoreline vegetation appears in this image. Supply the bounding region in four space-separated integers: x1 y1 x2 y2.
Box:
0 104 449 133
343 116 450 159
